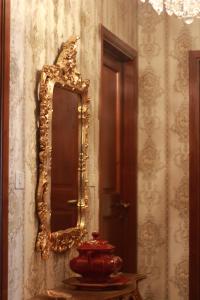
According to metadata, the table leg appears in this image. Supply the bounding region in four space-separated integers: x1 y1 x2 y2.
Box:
128 288 143 300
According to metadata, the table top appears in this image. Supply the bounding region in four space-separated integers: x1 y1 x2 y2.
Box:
29 273 145 300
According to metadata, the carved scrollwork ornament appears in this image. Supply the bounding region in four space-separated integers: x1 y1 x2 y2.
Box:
36 37 90 259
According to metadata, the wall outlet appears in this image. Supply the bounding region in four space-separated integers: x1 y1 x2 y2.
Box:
15 171 24 190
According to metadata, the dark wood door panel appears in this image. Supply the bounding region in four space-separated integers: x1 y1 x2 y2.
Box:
101 60 122 195
99 25 137 273
100 55 123 258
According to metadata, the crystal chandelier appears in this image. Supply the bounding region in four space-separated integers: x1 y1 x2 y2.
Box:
140 0 200 24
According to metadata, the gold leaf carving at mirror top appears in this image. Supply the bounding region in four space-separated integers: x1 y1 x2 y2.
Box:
36 37 90 259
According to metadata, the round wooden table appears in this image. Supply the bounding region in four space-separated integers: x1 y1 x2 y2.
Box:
29 273 145 300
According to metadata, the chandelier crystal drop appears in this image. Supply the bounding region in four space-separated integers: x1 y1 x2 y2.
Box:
140 0 200 24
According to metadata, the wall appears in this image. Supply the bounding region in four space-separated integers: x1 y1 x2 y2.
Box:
9 1 137 299
137 2 200 300
9 1 200 300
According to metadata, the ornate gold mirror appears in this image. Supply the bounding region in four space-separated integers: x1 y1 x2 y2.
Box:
36 37 90 259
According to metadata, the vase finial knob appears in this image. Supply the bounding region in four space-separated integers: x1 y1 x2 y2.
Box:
92 232 99 240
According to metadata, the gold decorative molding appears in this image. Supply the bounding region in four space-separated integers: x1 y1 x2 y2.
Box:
36 37 89 259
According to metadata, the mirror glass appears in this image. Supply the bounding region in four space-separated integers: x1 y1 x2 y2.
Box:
51 85 81 231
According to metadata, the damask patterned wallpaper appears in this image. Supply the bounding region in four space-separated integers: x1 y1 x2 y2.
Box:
137 2 200 300
9 1 137 299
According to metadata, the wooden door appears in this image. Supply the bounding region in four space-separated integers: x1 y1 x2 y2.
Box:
99 26 138 272
0 1 9 299
189 51 200 300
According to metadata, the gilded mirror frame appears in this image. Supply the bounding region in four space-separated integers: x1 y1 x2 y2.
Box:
36 37 90 259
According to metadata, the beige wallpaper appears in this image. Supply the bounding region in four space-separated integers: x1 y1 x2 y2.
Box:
9 1 137 299
137 2 200 300
9 1 200 299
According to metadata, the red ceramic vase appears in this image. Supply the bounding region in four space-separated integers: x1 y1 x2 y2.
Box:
70 232 123 283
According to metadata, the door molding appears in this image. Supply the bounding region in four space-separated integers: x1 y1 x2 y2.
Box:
100 25 136 62
0 1 10 299
189 50 200 300
99 25 138 272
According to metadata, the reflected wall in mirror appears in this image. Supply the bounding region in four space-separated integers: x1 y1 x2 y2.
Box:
36 37 90 259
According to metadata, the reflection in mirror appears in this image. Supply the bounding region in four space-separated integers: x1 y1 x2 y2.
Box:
51 86 80 231
36 37 90 259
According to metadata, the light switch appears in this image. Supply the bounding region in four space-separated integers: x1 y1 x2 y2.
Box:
15 171 24 190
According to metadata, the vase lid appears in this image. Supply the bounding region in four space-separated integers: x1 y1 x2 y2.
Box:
77 232 115 251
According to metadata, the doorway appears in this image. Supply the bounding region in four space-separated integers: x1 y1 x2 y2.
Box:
99 26 138 272
0 1 10 299
189 50 200 300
